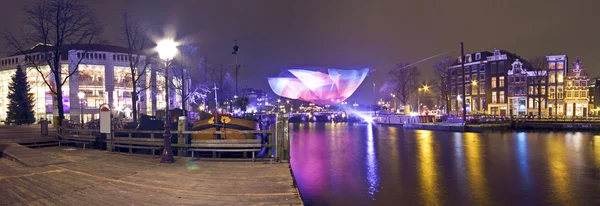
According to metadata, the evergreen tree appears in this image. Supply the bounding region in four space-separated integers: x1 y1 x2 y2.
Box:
7 66 35 125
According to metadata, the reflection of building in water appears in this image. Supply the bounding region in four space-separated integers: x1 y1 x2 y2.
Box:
0 44 174 123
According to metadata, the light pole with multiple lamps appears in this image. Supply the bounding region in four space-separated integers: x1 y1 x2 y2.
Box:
156 39 178 163
417 85 429 115
78 91 85 127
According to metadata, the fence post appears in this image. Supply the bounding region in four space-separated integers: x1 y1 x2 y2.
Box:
275 114 290 162
177 116 187 157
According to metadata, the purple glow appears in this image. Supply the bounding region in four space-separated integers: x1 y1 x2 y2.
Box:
268 67 369 105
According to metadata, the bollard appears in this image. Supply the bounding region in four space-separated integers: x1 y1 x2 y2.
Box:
40 119 48 135
177 116 187 156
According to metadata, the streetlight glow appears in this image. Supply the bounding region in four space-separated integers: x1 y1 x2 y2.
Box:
156 39 178 60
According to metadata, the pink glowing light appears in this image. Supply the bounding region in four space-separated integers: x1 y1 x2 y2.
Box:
268 67 369 105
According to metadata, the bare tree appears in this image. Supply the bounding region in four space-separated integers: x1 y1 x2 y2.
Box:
4 0 103 125
383 62 421 106
529 57 548 119
120 13 151 123
433 57 454 113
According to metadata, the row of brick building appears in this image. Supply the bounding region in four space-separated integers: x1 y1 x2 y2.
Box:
447 49 591 118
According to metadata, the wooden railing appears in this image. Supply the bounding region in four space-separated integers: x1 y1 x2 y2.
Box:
55 114 291 162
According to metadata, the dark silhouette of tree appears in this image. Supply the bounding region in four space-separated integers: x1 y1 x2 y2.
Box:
529 57 548 119
4 0 103 125
433 57 454 113
382 62 421 106
7 66 36 125
120 13 151 123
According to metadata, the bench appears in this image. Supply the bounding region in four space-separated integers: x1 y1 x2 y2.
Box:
112 137 163 156
188 139 262 162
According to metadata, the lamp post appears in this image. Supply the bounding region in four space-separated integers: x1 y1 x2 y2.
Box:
156 39 178 163
390 93 396 112
417 85 429 115
78 91 85 127
471 80 478 114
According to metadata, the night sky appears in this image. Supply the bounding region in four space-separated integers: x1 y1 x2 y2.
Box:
1 0 599 104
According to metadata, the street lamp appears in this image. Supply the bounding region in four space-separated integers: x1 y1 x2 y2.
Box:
390 93 397 111
417 85 429 115
78 91 85 127
156 39 178 163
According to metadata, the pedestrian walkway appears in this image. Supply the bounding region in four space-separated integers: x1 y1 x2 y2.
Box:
0 146 302 205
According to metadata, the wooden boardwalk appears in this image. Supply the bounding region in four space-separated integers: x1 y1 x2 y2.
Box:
0 125 57 148
0 142 67 167
0 147 302 205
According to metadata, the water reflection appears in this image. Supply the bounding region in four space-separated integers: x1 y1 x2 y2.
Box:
594 135 600 168
547 134 575 204
365 123 380 199
464 132 490 205
291 124 600 205
416 130 441 205
516 132 532 191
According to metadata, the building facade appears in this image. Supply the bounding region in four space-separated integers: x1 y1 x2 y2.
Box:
0 44 171 123
448 49 520 116
546 55 567 116
564 57 589 117
507 59 528 116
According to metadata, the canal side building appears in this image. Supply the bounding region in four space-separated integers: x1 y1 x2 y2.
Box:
508 59 528 116
546 55 567 117
564 57 589 117
448 49 521 116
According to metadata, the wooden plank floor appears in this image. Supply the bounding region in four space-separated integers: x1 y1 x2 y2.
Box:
0 142 68 167
0 146 302 205
0 125 57 147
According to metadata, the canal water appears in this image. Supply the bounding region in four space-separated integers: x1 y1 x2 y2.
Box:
290 123 600 206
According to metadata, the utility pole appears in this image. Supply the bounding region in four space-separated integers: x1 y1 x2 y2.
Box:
232 40 240 96
461 42 467 121
555 63 558 120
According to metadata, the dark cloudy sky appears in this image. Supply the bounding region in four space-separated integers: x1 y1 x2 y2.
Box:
1 0 599 104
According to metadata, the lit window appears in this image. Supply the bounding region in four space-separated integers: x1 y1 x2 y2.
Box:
492 77 497 88
492 92 497 103
549 63 556 69
541 86 546 95
499 91 505 103
558 62 564 69
557 72 564 83
558 88 563 98
529 98 534 108
529 86 534 95
499 76 505 87
549 74 555 83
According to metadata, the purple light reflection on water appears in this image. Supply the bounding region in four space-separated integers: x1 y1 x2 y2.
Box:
365 123 380 199
291 124 600 205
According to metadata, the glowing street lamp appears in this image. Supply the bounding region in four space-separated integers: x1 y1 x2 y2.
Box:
417 85 429 115
156 38 178 163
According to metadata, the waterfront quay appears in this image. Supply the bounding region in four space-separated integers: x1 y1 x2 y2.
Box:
0 146 301 205
0 125 301 205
